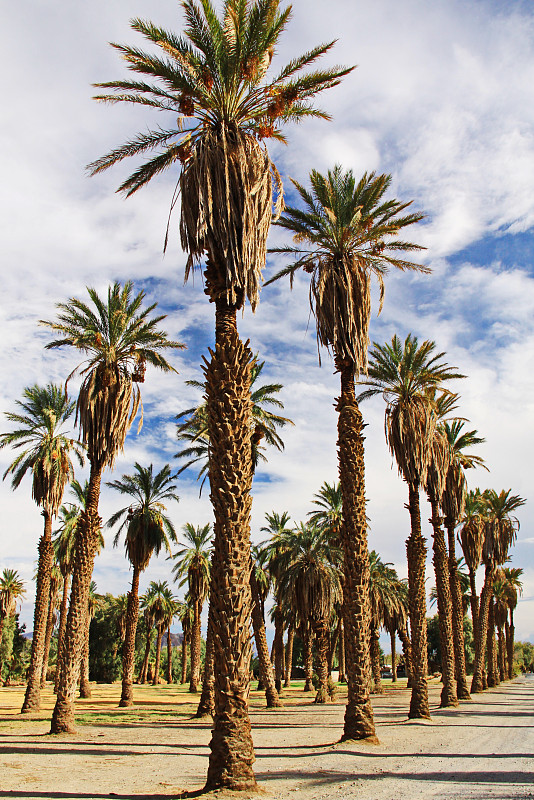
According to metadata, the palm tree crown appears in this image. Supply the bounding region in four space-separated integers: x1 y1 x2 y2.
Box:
41 282 184 469
170 522 212 600
88 1 353 310
482 489 526 566
0 384 84 517
358 334 464 486
107 463 180 571
267 167 426 371
0 569 25 621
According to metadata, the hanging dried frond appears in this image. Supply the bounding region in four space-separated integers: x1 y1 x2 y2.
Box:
425 426 452 502
459 514 484 573
385 394 436 486
77 364 140 470
312 255 372 373
180 124 283 310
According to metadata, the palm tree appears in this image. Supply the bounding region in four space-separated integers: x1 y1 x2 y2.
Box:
88 2 352 787
40 563 61 687
260 511 293 693
170 523 211 692
42 281 183 733
139 587 158 685
470 490 525 693
249 545 281 707
147 581 177 685
0 384 83 713
0 569 25 680
107 462 179 706
79 581 103 697
52 502 79 692
176 357 293 489
424 392 458 708
277 522 342 703
368 552 401 694
501 566 523 678
177 600 194 686
267 166 426 740
459 489 486 635
359 334 463 718
441 421 486 701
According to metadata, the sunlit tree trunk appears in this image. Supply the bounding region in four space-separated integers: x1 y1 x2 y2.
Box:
152 626 163 685
54 574 70 693
303 625 313 692
250 568 280 708
338 620 346 683
390 630 397 682
406 481 430 719
21 511 54 713
51 464 102 733
314 618 331 704
167 626 173 684
189 598 201 693
284 623 294 688
471 562 494 693
180 635 188 685
119 566 140 707
445 519 470 700
139 626 153 685
41 575 59 687
398 623 413 687
196 604 215 718
79 609 91 698
370 623 383 694
487 601 499 687
430 499 458 707
204 284 256 791
335 357 376 740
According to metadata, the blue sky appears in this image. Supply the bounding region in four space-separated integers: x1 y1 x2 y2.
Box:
1 0 533 645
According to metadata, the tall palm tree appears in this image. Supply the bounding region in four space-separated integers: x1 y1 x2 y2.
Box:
0 569 25 680
107 463 179 706
176 357 293 489
42 281 183 733
260 511 293 693
470 490 525 693
277 522 342 703
147 581 177 685
177 600 194 686
458 489 486 634
441 421 485 701
139 587 158 685
41 563 61 687
359 334 463 718
79 581 103 698
501 566 523 678
425 392 458 708
0 384 83 713
367 552 401 694
249 545 280 707
170 523 211 692
267 166 426 740
52 502 80 692
88 1 352 787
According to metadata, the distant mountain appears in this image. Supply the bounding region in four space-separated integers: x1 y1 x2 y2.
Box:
162 631 183 647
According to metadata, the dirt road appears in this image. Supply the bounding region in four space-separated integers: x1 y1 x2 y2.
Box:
0 675 532 799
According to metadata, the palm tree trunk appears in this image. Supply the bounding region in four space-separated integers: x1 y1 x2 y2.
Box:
250 568 280 708
445 519 471 700
21 510 54 713
370 623 383 694
314 618 331 704
284 624 294 688
139 626 153 684
487 600 498 687
153 627 163 685
50 463 103 733
390 630 397 682
180 635 188 685
406 481 430 719
303 625 314 692
79 610 91 698
429 499 458 707
335 357 376 741
54 574 70 693
338 620 346 683
196 603 215 718
471 561 494 693
167 625 173 684
273 602 284 694
189 598 201 692
328 618 340 673
41 578 58 687
398 623 413 686
497 625 506 681
468 568 479 635
204 287 256 792
119 566 140 707
507 612 515 679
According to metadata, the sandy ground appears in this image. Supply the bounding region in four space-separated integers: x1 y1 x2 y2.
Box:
0 675 533 800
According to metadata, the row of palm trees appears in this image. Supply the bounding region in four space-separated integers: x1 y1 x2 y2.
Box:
0 0 527 792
